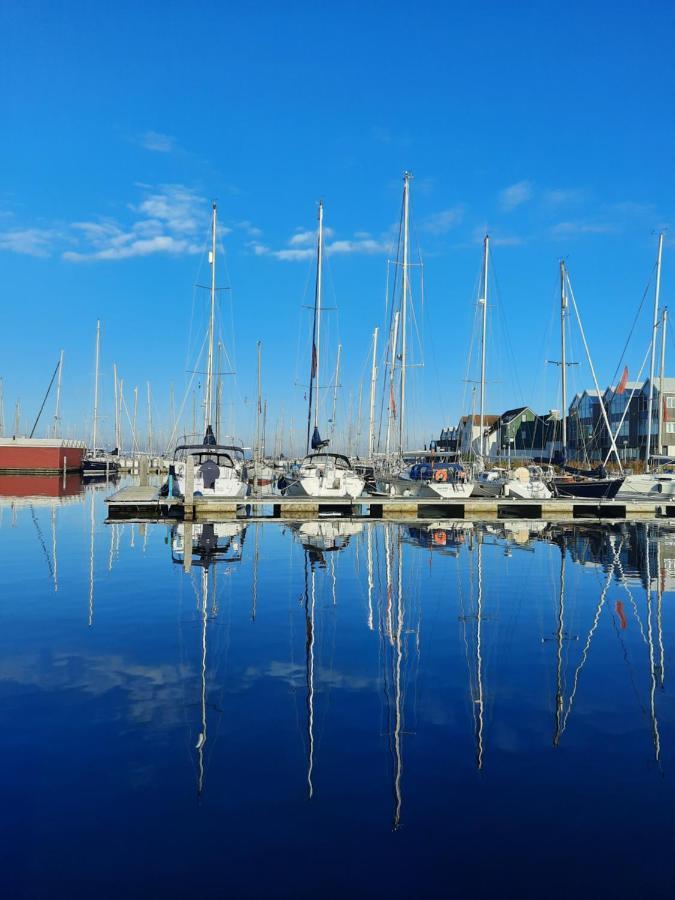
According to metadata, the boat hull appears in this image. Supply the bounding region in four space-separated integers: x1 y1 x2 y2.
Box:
618 474 675 497
552 477 624 499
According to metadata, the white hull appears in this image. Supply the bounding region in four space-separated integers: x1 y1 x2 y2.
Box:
377 475 474 500
619 473 675 497
175 461 248 498
286 470 365 498
504 480 552 500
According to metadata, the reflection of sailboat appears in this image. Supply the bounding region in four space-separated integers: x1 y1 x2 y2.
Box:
303 550 316 799
547 527 663 764
459 531 487 769
171 521 247 566
175 520 246 798
290 520 363 568
378 523 409 829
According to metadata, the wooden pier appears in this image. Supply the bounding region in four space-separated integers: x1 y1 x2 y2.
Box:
105 484 675 523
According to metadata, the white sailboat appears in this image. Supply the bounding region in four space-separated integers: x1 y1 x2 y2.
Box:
169 202 248 499
376 173 475 500
285 201 365 499
619 235 675 496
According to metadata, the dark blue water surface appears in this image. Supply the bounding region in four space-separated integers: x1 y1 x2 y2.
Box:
2 480 675 898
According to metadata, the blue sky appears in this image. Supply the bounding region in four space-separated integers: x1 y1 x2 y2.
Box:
1 0 673 452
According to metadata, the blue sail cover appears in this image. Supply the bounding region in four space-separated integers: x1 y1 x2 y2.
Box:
311 426 324 450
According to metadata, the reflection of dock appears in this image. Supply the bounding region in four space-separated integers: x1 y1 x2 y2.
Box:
106 486 675 523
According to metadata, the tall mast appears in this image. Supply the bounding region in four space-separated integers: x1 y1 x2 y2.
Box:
118 379 124 454
368 326 379 458
330 344 342 439
0 377 4 436
560 261 568 456
216 342 223 441
646 233 664 472
479 235 489 458
256 340 262 466
204 201 217 434
147 381 153 454
386 312 400 456
92 320 100 451
132 386 138 454
113 363 119 451
52 350 64 438
658 306 668 456
399 172 411 455
305 201 324 453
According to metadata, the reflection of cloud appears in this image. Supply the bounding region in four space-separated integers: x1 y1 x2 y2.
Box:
0 652 193 729
238 660 377 692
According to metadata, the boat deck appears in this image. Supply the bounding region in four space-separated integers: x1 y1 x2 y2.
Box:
105 486 675 523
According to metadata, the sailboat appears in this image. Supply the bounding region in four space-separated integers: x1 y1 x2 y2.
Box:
548 261 624 499
468 236 551 499
82 320 121 478
619 235 675 496
375 173 475 500
167 203 248 499
284 202 365 499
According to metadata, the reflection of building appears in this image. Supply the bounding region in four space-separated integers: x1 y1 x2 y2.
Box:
0 473 83 505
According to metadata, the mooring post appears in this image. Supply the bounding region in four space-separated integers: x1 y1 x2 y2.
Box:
184 458 194 521
183 522 193 572
139 456 149 487
62 455 67 488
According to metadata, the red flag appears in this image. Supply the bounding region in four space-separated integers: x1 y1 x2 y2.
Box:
664 395 669 423
616 366 629 395
311 343 317 378
390 382 397 419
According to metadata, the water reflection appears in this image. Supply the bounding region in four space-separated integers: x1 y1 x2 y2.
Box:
3 492 675 896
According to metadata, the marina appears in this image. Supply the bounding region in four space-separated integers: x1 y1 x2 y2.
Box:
3 3 674 896
106 482 675 522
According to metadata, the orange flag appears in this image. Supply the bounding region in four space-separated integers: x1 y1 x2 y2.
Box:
616 366 629 395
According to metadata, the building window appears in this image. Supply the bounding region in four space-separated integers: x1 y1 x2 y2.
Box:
666 422 675 434
667 396 675 409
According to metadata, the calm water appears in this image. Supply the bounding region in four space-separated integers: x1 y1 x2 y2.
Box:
2 480 675 898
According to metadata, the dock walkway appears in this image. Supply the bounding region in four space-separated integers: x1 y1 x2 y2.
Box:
105 485 675 523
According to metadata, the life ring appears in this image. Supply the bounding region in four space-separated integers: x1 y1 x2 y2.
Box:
433 468 448 482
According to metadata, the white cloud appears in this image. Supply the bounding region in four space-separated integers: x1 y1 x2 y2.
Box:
260 231 390 261
235 220 263 237
550 220 619 238
420 205 465 234
544 188 585 206
289 225 334 246
139 130 175 152
63 184 208 261
0 227 58 257
64 235 201 262
499 180 533 211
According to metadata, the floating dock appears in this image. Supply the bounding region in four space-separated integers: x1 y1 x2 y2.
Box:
105 485 675 523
